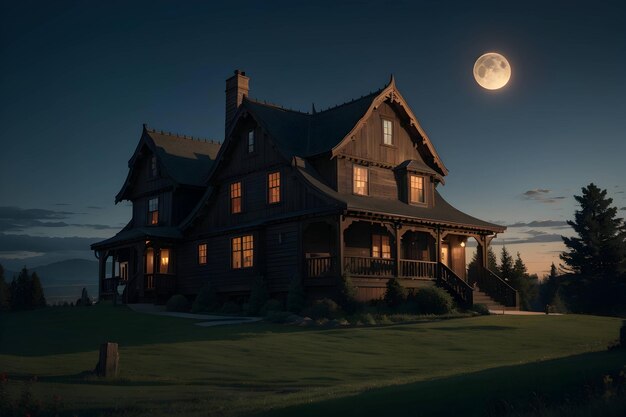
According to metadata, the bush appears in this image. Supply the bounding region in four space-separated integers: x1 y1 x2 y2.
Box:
264 310 296 323
220 301 241 315
338 272 360 314
304 298 340 320
261 299 283 316
414 286 454 315
384 277 406 308
166 294 190 312
192 283 219 313
286 273 306 313
246 277 269 316
472 303 490 315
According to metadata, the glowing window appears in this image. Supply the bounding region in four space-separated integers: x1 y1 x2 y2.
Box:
198 243 207 265
232 235 254 269
372 234 391 259
268 172 281 204
353 165 368 196
230 182 242 214
410 175 425 204
382 119 393 145
148 197 159 225
159 249 170 274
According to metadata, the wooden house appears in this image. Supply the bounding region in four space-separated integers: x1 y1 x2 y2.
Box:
92 70 518 309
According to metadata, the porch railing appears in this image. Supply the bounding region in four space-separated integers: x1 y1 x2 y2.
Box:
400 260 437 278
305 256 335 278
469 268 518 307
144 274 176 294
344 256 395 277
438 263 473 308
102 277 118 294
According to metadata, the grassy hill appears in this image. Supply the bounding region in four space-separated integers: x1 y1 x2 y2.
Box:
0 305 623 416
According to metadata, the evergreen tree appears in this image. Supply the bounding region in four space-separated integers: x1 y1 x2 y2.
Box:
0 263 10 311
560 183 626 313
499 246 514 281
467 246 498 281
11 267 32 310
31 272 46 308
540 263 560 308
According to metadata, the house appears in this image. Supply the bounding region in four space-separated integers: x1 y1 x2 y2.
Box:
92 70 518 310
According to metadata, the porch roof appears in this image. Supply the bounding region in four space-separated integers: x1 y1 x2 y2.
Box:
90 226 182 250
297 164 505 233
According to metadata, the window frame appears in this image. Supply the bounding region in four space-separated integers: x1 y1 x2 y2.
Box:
247 130 255 154
159 248 171 274
231 234 254 269
267 171 281 204
372 234 391 259
198 243 208 265
409 174 427 205
148 197 159 225
230 181 242 214
150 155 158 178
352 164 369 196
382 118 394 146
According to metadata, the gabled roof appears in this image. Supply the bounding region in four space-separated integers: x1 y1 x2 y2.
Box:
116 127 221 202
91 225 182 250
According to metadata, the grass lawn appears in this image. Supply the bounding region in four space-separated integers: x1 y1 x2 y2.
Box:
0 303 624 416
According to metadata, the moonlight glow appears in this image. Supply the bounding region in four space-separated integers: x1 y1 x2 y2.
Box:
473 52 511 90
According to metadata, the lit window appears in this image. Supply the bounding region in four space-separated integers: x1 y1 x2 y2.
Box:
120 262 128 281
353 165 368 196
268 172 280 204
146 248 154 275
232 235 254 269
372 234 391 259
230 182 242 214
383 119 393 145
198 243 207 265
248 130 255 153
148 197 159 225
150 155 158 177
159 249 170 274
409 175 425 204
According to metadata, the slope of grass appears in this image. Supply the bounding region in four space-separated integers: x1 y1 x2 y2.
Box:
0 303 622 416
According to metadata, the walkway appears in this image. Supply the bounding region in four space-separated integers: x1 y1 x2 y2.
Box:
127 303 262 326
489 309 562 316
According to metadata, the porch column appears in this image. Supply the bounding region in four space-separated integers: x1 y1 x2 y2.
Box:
98 251 107 300
394 223 402 278
337 216 346 276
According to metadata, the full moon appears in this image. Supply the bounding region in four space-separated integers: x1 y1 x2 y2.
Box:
473 52 511 90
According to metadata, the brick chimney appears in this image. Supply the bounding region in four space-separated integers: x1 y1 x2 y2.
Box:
225 70 250 135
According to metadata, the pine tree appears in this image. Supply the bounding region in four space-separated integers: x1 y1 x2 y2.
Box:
0 263 10 311
499 246 514 281
31 272 46 308
11 267 33 310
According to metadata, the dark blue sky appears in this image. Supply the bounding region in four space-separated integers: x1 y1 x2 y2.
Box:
1 0 625 273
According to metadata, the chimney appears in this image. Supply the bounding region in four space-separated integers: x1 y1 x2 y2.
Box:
225 69 250 136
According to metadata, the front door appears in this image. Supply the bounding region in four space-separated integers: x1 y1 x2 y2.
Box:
441 243 450 267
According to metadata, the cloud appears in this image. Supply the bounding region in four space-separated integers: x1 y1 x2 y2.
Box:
0 206 74 220
86 206 103 210
620 207 626 211
0 233 98 252
525 230 548 237
521 189 566 204
0 206 115 232
498 234 565 245
508 220 569 228
54 203 71 206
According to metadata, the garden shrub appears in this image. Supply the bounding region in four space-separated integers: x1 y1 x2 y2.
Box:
338 272 360 314
166 294 190 312
220 301 241 315
191 283 219 313
384 277 406 307
264 310 295 323
304 298 340 320
261 298 283 316
286 273 306 313
472 303 490 316
414 286 454 314
246 277 269 316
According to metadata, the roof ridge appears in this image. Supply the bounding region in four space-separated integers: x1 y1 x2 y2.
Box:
144 125 221 144
312 86 385 115
245 97 310 115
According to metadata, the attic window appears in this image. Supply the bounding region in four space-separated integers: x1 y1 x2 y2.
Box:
409 174 426 204
248 130 255 153
382 119 393 145
150 155 158 177
148 197 159 225
268 171 280 204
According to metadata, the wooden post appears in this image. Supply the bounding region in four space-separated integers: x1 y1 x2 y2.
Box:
95 342 119 378
98 252 106 300
337 216 346 276
395 223 402 278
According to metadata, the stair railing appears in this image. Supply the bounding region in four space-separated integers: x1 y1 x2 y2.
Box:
469 268 518 307
437 263 473 308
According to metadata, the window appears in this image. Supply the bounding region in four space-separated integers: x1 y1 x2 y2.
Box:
409 175 426 204
268 171 280 204
198 243 207 265
382 119 393 145
248 130 255 153
230 182 242 214
372 234 391 259
150 155 158 177
145 248 154 275
159 249 170 274
148 197 159 225
120 262 128 281
353 165 368 196
232 235 254 269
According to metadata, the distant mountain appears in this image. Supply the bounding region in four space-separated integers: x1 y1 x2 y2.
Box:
2 259 99 304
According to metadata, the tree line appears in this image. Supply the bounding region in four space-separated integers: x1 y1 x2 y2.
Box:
0 264 46 311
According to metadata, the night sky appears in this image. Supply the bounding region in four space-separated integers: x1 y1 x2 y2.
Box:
1 0 625 275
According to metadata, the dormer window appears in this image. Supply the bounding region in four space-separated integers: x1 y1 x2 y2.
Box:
247 130 255 153
409 174 426 204
382 119 393 145
150 155 158 178
148 197 159 224
353 165 369 196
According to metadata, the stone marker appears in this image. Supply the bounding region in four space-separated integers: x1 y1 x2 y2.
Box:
95 342 119 377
